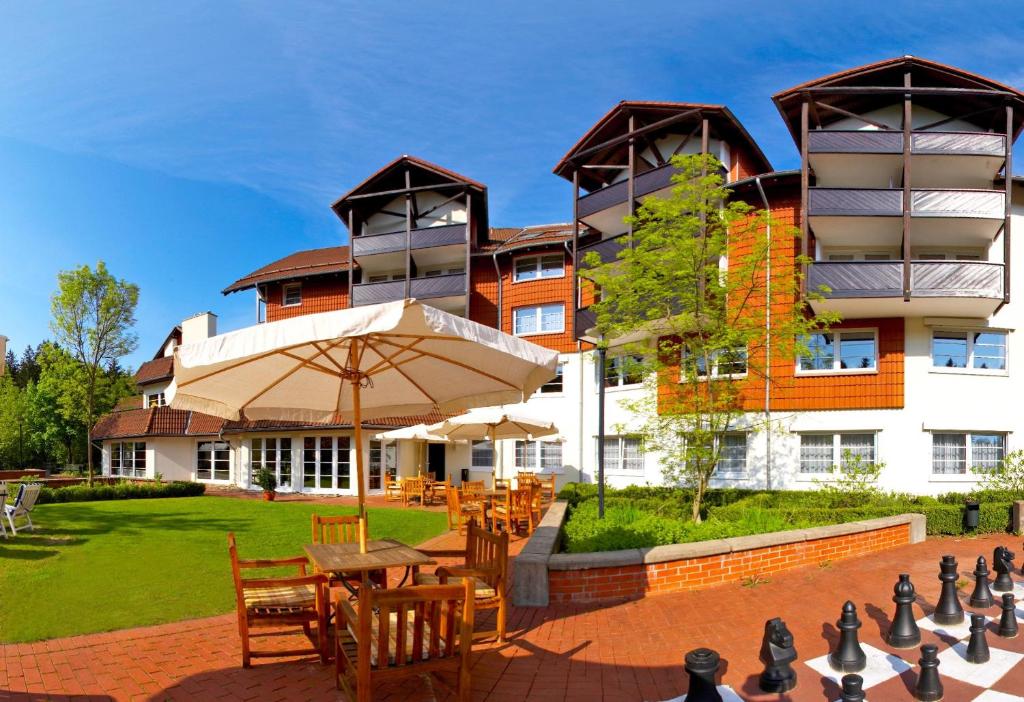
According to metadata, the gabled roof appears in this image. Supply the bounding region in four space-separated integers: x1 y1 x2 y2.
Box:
553 101 772 189
135 356 174 386
222 246 353 295
152 326 182 360
475 224 574 254
773 56 1024 144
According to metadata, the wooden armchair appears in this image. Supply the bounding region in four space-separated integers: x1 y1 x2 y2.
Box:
312 514 384 589
493 477 510 490
228 532 327 668
538 474 557 503
416 519 510 642
516 472 539 490
491 487 534 535
446 487 484 535
383 476 403 503
335 580 476 702
430 475 452 505
401 477 426 507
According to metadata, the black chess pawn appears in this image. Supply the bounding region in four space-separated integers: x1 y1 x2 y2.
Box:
965 613 991 664
888 573 921 648
829 601 867 673
914 643 943 702
999 593 1019 638
758 617 797 693
683 648 723 702
839 673 865 702
993 545 1016 592
969 555 995 608
934 554 964 625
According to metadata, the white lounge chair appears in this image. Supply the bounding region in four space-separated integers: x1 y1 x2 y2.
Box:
5 483 41 535
0 486 8 539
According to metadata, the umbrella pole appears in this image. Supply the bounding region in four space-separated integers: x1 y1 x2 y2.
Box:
352 372 368 554
491 425 498 489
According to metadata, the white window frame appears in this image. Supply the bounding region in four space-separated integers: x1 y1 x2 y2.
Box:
514 440 563 472
110 441 147 478
713 433 749 478
282 283 302 307
250 437 294 490
196 440 232 483
930 329 1008 376
512 303 564 337
539 363 565 395
147 392 166 408
599 436 645 474
471 440 494 469
796 328 879 376
929 431 1006 480
681 346 748 380
513 253 565 283
601 354 644 389
797 432 878 479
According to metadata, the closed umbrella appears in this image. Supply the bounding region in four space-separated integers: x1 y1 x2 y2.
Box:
169 299 558 551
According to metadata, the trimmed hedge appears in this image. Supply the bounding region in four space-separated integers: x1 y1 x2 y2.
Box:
31 481 206 505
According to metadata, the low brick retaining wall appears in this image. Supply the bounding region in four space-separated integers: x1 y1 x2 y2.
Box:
512 506 926 607
0 469 45 481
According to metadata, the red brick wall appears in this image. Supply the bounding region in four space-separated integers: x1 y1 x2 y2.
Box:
548 523 910 603
264 276 350 322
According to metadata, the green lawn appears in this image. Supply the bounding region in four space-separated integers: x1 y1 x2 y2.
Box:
0 496 448 643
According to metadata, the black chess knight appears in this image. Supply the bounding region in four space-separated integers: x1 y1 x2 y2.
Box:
993 545 1016 592
758 617 797 693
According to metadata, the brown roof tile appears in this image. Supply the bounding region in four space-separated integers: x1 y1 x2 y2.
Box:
477 225 574 254
92 409 153 440
135 357 174 385
222 246 353 295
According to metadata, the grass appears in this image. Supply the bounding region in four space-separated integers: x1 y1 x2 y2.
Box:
0 496 448 643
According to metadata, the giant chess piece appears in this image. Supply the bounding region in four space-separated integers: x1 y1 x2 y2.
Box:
914 643 943 702
829 601 867 673
993 545 1016 592
998 593 1019 638
839 674 865 702
966 613 991 664
683 648 723 702
888 573 921 648
758 617 797 693
934 554 965 625
970 555 995 608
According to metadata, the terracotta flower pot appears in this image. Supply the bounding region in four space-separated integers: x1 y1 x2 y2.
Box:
263 490 276 502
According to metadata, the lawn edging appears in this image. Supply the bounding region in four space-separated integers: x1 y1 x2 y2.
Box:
512 509 925 607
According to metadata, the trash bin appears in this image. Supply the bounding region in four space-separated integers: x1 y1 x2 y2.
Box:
964 500 980 530
461 468 470 484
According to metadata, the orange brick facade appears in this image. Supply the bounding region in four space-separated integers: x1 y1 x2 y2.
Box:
264 277 350 322
548 523 911 604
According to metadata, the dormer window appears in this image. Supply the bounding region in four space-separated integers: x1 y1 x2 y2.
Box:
147 392 166 408
282 283 302 307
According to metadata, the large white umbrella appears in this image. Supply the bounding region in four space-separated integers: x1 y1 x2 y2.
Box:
429 408 558 487
374 424 458 474
169 299 558 551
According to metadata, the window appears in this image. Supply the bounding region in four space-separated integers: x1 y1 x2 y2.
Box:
368 275 389 283
932 330 1006 372
799 433 877 474
602 354 644 388
147 392 166 408
514 254 564 282
716 434 748 474
110 441 147 478
251 437 292 489
282 283 302 307
932 432 1005 475
683 346 747 379
369 440 397 490
798 331 877 373
513 304 564 336
600 436 644 472
540 364 564 394
197 440 230 481
471 440 494 468
515 440 562 471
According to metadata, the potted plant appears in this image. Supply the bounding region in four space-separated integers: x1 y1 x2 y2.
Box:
253 466 277 501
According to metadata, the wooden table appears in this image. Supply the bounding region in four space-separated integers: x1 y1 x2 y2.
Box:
304 539 435 592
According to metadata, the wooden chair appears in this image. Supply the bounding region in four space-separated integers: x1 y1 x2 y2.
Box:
384 476 403 503
312 514 385 589
416 519 510 642
493 477 510 490
335 580 475 702
401 477 426 507
491 487 534 535
537 474 557 503
227 532 327 668
460 480 485 499
516 472 539 490
446 487 484 535
430 476 451 506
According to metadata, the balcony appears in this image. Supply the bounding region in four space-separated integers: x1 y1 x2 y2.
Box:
576 162 678 235
352 223 466 258
352 273 467 308
808 188 1005 246
807 260 1004 318
578 234 628 268
808 130 1006 188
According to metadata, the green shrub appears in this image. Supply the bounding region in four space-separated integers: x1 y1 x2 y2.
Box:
34 480 206 505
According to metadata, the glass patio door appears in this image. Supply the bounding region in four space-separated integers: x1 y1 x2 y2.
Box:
301 436 352 493
250 437 293 491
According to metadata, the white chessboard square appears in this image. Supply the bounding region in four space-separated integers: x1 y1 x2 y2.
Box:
805 642 912 690
936 641 1024 689
658 686 742 702
918 613 975 640
972 691 1024 702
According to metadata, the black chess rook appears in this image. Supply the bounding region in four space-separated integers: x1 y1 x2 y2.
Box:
683 648 723 702
965 613 991 664
888 573 921 648
913 643 943 702
839 673 865 702
934 555 964 625
758 617 797 693
969 555 995 608
999 593 1019 638
829 601 867 673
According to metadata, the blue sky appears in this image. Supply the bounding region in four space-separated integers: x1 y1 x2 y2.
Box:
2 1 1023 369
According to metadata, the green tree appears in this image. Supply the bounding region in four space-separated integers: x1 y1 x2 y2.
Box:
50 262 139 483
0 377 31 468
584 153 838 522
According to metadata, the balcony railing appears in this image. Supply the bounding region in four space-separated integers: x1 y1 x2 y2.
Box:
808 130 1005 156
577 162 678 220
808 188 1004 219
351 279 404 306
352 272 468 307
352 223 466 258
410 272 466 300
578 234 628 267
808 260 1003 300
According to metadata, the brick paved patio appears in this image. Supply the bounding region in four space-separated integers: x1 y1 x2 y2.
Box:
1 527 1017 701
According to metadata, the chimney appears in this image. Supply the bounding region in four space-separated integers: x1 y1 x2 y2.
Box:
0 335 7 376
181 313 218 346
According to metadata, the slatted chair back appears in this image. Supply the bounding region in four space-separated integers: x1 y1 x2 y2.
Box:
312 514 361 544
383 476 403 502
465 521 509 592
538 474 556 502
402 477 425 507
516 472 539 489
460 481 485 499
493 478 510 490
18 483 42 511
509 487 532 519
0 489 7 538
445 488 462 531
